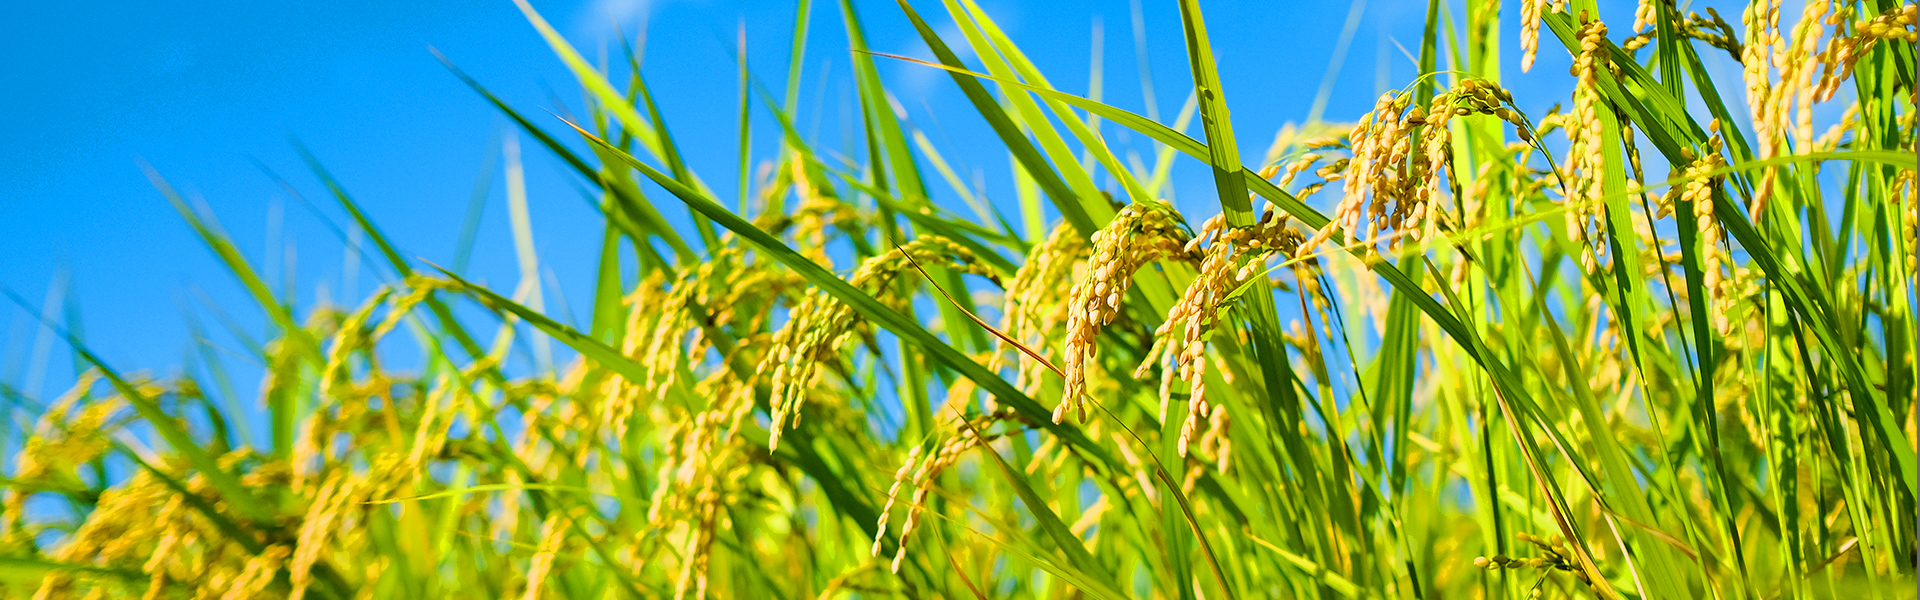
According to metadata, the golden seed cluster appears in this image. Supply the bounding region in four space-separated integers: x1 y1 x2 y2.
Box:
993 222 1090 393
1565 17 1612 272
1521 0 1544 72
1623 9 1744 58
1814 4 1917 103
1136 205 1299 465
1059 202 1190 423
762 235 996 448
1303 78 1525 257
872 407 1018 573
648 374 756 600
1679 137 1736 336
1742 0 1788 217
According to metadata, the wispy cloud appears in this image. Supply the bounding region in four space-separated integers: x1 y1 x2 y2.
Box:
573 0 655 43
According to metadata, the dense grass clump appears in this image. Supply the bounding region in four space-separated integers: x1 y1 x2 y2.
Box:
3 0 1914 598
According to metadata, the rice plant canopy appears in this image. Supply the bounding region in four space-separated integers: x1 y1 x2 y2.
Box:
2 0 1915 598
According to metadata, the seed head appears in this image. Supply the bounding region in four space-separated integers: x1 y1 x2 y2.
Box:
1060 203 1189 423
763 236 996 448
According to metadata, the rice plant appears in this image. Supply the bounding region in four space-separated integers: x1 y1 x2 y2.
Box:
2 0 1914 598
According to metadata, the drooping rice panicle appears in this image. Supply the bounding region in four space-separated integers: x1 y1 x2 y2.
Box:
872 407 1019 573
1743 0 1784 217
762 235 997 448
1567 16 1611 272
1059 202 1189 423
1138 203 1302 463
1521 0 1544 72
994 222 1089 392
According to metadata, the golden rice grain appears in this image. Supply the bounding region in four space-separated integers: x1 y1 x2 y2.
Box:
1059 203 1189 423
763 236 996 448
1521 0 1544 72
994 223 1089 393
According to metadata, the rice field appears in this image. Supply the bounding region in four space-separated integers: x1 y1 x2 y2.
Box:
2 0 1915 598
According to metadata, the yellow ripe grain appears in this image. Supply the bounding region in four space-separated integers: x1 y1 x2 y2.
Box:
1418 107 1453 245
995 223 1088 393
1895 169 1917 275
1783 1 1830 156
763 236 994 447
607 270 673 432
287 473 343 600
1521 0 1544 72
1813 6 1914 102
219 546 291 600
879 410 1012 573
1141 207 1298 461
1201 404 1232 473
1743 0 1783 216
521 513 567 600
1566 18 1611 272
1060 204 1188 423
872 445 923 558
1682 149 1731 332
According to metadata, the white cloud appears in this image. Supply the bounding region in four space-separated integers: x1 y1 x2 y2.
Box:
573 0 654 43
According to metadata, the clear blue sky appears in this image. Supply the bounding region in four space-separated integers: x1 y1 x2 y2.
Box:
3 0 1686 404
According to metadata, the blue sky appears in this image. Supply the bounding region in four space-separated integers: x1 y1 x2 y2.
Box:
2 0 1697 405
